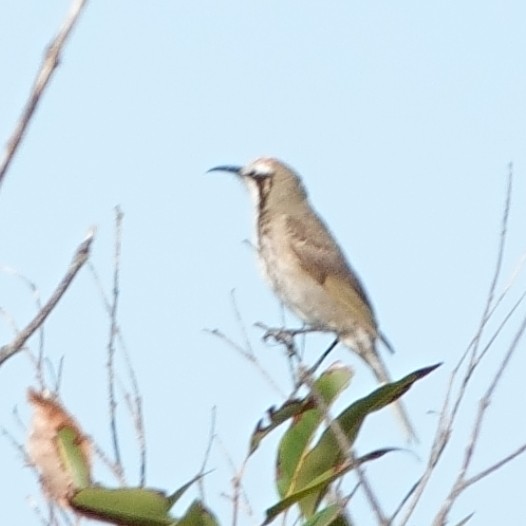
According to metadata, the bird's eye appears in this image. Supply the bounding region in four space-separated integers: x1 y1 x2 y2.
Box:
251 170 271 180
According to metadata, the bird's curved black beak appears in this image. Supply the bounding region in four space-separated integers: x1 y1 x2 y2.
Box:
207 165 242 175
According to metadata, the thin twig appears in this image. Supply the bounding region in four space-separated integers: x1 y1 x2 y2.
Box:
468 162 513 364
122 389 146 486
27 497 52 526
451 164 514 420
441 288 526 452
397 164 518 524
88 259 147 485
107 207 124 477
0 428 70 524
0 0 89 192
1 427 33 470
462 442 526 489
53 356 65 394
229 294 287 398
230 290 255 356
0 268 46 386
432 310 526 525
133 392 146 486
205 328 286 398
215 437 253 526
0 230 94 366
93 443 126 485
198 407 217 503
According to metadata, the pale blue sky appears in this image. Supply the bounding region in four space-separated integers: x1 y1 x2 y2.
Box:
1 1 525 524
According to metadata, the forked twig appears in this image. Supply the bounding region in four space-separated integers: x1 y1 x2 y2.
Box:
432 311 526 525
396 164 523 525
205 326 285 398
0 230 94 366
0 268 46 386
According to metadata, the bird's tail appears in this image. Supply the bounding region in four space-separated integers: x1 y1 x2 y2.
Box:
356 345 418 443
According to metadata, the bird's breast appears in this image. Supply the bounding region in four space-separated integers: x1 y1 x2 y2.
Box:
256 216 339 330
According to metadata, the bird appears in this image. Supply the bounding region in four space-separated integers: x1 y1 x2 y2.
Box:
208 157 416 441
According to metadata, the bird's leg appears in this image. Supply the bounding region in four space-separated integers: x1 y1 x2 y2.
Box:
255 323 315 350
306 337 340 375
256 322 341 372
379 331 396 354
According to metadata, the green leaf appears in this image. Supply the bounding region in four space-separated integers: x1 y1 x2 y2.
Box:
168 472 207 507
280 364 439 518
265 449 394 524
277 365 353 497
56 426 91 490
249 398 314 455
71 487 175 526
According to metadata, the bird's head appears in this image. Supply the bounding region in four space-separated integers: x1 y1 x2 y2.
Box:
208 157 307 213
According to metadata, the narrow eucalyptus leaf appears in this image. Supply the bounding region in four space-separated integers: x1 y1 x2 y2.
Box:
168 472 207 507
277 365 352 496
71 487 174 526
453 512 475 526
292 365 439 517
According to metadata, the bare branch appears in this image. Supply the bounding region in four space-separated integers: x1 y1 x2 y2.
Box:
397 164 521 524
0 0 89 192
0 267 47 387
469 162 513 363
432 309 526 525
463 442 526 489
0 229 94 367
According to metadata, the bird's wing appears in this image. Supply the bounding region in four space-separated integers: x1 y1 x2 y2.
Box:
285 214 377 333
286 215 415 440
